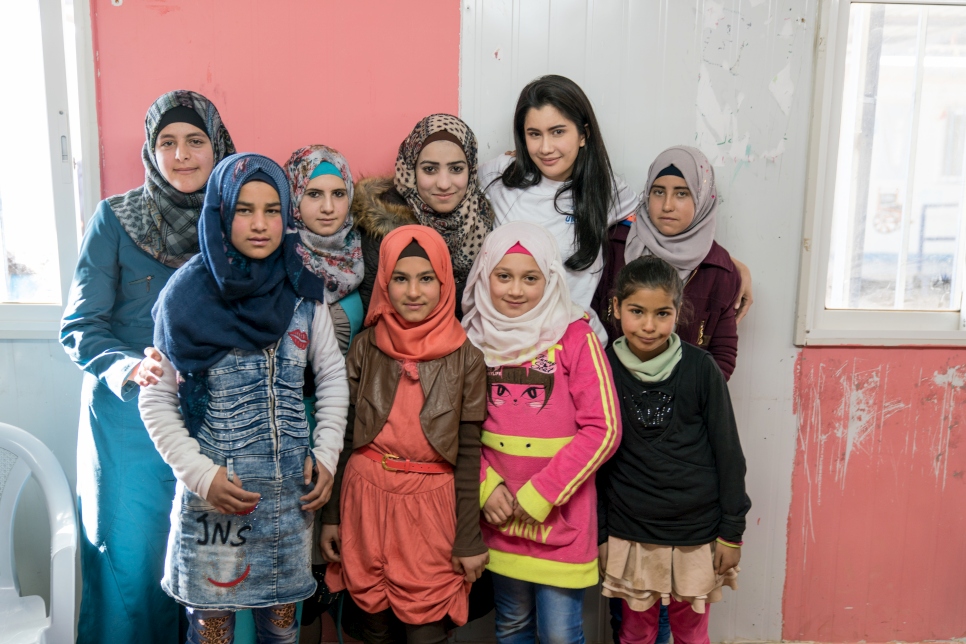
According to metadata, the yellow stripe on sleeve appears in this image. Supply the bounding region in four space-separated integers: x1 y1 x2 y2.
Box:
515 480 554 522
480 466 505 508
553 332 619 506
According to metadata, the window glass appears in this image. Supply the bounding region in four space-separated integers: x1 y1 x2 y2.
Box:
0 0 61 304
827 3 966 311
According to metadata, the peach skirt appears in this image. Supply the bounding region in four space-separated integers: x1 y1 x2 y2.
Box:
601 537 739 613
325 453 469 626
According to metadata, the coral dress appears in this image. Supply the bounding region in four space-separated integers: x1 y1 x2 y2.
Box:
326 370 469 625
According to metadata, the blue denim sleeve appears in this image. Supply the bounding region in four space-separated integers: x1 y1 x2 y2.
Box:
60 201 142 401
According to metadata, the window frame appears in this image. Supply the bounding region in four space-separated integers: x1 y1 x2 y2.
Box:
796 0 966 346
0 0 100 340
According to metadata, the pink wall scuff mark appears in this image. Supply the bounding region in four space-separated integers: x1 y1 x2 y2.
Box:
784 346 966 642
90 0 460 199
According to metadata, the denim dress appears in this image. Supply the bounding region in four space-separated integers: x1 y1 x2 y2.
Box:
162 299 318 609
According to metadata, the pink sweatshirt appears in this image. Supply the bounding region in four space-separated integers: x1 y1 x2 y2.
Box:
479 318 621 588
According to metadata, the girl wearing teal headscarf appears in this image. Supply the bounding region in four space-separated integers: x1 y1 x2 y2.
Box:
285 145 366 643
285 145 365 354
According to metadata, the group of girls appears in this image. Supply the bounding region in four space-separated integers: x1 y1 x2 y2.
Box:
59 74 750 644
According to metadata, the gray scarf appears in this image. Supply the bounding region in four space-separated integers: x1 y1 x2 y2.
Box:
108 90 235 268
625 146 717 280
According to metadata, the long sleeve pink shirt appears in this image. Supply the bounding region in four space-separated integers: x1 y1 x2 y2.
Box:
479 318 620 588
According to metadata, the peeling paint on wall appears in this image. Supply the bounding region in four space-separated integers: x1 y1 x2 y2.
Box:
694 0 807 167
785 347 966 642
769 64 795 115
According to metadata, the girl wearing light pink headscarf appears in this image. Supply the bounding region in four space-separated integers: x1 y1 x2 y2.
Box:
462 221 621 643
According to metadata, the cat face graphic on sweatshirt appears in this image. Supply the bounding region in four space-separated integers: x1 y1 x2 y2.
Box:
486 347 560 414
489 382 548 410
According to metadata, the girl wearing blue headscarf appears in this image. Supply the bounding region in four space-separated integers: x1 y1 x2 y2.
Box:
139 153 349 643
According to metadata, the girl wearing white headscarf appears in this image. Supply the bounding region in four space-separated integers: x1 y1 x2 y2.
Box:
462 222 583 367
462 221 620 644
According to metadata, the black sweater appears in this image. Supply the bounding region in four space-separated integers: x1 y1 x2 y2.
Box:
597 342 750 546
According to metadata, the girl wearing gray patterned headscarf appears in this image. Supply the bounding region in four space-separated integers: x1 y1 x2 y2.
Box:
60 90 234 644
109 90 235 267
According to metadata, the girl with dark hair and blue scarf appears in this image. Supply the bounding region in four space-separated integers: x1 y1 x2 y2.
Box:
139 153 349 644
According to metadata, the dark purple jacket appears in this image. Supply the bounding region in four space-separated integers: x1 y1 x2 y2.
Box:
592 223 740 380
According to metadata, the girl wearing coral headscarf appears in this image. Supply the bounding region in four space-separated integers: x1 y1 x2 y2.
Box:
321 225 488 643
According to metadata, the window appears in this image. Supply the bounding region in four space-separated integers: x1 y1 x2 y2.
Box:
944 109 966 177
797 0 966 345
0 0 97 338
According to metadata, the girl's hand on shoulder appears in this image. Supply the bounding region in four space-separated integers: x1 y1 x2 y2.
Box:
714 542 741 575
452 552 489 583
320 523 341 563
132 347 164 386
731 257 754 323
482 484 514 525
598 541 609 577
511 498 538 526
207 466 260 515
300 456 334 511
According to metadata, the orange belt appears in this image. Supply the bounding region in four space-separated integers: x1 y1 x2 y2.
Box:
358 445 453 474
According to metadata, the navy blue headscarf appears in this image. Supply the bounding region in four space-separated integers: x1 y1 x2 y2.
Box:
153 153 324 434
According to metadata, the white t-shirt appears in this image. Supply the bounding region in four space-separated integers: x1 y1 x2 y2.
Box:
480 154 638 344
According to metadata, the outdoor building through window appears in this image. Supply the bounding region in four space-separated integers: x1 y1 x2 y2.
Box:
0 0 92 338
826 3 966 312
0 0 62 304
799 0 966 345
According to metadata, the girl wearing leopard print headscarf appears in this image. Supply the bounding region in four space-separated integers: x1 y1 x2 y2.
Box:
352 114 494 317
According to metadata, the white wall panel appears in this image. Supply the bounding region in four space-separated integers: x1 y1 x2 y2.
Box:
460 1 818 641
0 339 82 608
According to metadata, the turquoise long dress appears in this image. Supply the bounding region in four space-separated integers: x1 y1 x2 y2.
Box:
60 201 180 644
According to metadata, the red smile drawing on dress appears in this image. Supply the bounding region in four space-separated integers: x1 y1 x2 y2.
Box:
208 564 251 588
288 329 308 350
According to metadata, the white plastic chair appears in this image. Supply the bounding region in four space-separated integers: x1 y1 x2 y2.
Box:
0 422 76 644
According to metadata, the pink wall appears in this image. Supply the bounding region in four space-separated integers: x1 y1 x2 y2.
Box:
784 347 966 641
90 0 460 199
89 4 966 642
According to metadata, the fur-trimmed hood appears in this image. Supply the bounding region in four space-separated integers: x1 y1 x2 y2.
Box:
351 176 417 239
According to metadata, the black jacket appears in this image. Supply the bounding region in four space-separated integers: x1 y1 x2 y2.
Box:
597 342 750 546
351 177 418 313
